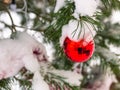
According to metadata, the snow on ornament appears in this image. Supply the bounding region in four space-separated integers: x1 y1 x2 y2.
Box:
60 20 96 62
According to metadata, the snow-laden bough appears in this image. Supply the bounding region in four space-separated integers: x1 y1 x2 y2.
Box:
0 31 49 90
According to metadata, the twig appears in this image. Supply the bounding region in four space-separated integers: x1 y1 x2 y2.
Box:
0 2 17 32
14 25 45 32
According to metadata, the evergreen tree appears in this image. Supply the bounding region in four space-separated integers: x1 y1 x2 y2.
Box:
0 0 120 90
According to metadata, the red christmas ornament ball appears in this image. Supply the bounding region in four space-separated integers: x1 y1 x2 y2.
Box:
63 37 95 62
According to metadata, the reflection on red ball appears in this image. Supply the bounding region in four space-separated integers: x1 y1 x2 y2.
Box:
63 37 95 62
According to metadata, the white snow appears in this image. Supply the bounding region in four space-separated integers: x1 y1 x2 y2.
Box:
109 44 120 54
54 0 99 16
73 0 99 17
32 71 49 90
60 19 96 46
110 10 120 24
54 0 99 17
29 13 36 19
0 11 21 26
99 74 116 90
10 4 17 11
82 68 117 90
0 32 49 90
27 30 55 62
92 70 117 90
1 28 11 38
0 23 5 29
54 0 66 13
96 46 118 61
49 70 83 86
